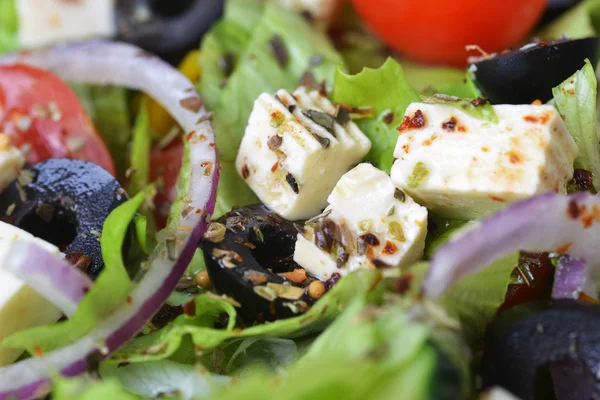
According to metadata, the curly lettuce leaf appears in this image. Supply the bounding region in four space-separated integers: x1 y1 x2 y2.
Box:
52 375 139 400
210 3 344 162
198 0 265 110
100 360 230 399
538 0 600 39
552 59 600 190
109 269 379 364
128 100 151 196
203 300 466 400
401 60 469 96
69 84 132 179
332 58 421 172
0 0 18 54
2 192 146 354
407 252 518 346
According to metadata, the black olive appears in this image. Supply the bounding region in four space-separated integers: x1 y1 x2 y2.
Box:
482 300 600 400
0 159 127 279
115 0 224 64
200 204 314 324
471 36 600 104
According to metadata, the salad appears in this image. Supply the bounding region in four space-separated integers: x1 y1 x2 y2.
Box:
0 0 599 399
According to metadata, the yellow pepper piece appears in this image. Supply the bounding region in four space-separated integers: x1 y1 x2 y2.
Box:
148 50 202 138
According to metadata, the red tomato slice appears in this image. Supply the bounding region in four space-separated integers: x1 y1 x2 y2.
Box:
352 0 548 66
0 64 115 175
150 138 184 229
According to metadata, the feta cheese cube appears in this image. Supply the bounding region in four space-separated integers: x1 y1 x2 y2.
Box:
293 163 428 280
390 103 578 220
18 0 115 49
0 223 61 366
0 134 25 192
236 87 371 220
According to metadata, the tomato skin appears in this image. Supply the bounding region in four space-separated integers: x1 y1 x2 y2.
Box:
150 138 184 229
352 0 548 66
0 65 115 175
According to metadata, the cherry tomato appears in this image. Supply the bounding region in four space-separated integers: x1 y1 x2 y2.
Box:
150 138 183 229
352 0 548 66
0 65 115 175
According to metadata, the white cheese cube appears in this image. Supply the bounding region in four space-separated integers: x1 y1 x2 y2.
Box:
276 0 341 22
390 103 578 220
0 134 24 193
0 223 61 366
293 163 428 280
18 0 115 49
236 87 371 220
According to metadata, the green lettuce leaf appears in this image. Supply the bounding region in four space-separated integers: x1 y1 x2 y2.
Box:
108 269 379 364
2 191 146 354
210 3 344 163
213 161 258 219
332 58 421 172
128 100 151 196
101 360 230 399
0 0 18 54
198 0 265 110
52 375 139 400
203 299 466 400
407 251 518 346
538 0 600 39
401 60 469 96
69 84 132 179
552 59 600 190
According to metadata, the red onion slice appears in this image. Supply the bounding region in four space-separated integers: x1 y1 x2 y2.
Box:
2 240 92 317
552 256 597 300
0 41 218 400
422 192 600 299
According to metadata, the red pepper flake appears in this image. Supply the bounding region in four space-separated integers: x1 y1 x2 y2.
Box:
567 199 580 219
185 131 196 141
508 151 522 164
402 144 410 154
198 134 207 141
393 274 413 294
182 299 197 316
489 195 505 202
397 110 426 132
555 242 573 255
244 242 257 250
383 112 394 124
471 97 489 107
33 346 44 357
125 295 133 304
209 142 216 148
179 96 204 113
523 115 539 123
382 241 398 255
531 99 542 105
269 303 277 315
457 125 467 132
441 117 457 132
248 271 268 284
241 164 250 179
271 161 279 172
579 292 598 303
279 268 307 283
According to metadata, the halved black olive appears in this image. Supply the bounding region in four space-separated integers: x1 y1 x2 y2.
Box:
482 300 600 400
200 204 315 324
0 159 127 278
471 36 600 104
116 0 224 63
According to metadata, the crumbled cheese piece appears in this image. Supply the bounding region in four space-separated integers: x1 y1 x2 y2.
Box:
390 103 578 220
18 0 115 48
294 163 428 280
236 87 371 220
0 134 25 192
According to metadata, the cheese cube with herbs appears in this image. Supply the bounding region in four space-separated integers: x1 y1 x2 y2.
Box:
236 87 371 220
18 0 115 49
390 103 578 220
293 163 428 280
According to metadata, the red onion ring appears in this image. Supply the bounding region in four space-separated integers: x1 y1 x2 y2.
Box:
552 256 597 300
422 192 600 299
0 41 218 400
1 239 92 317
